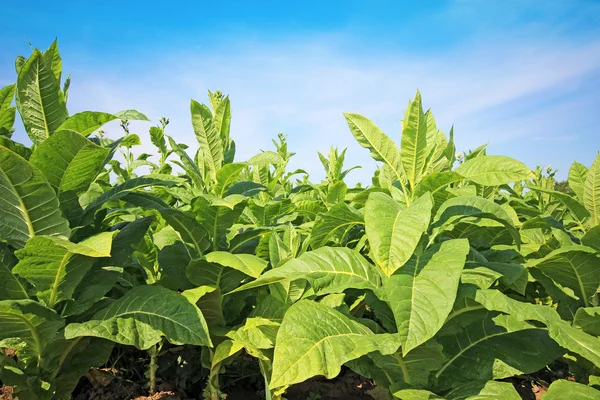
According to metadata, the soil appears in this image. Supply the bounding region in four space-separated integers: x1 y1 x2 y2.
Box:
0 386 13 400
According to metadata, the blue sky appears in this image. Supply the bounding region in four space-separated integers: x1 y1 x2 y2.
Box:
2 0 600 184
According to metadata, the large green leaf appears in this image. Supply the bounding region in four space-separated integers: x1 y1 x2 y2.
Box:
0 84 15 110
64 285 211 349
0 300 64 359
432 196 520 245
365 192 433 276
12 233 114 308
269 300 400 388
309 202 363 248
167 137 205 189
569 161 588 203
475 289 600 368
0 146 70 248
16 49 68 144
401 91 429 189
191 99 223 182
435 312 563 389
233 247 382 296
344 112 405 185
584 152 600 226
528 246 600 307
445 380 522 400
573 307 600 336
55 111 117 136
454 156 533 186
0 242 30 300
382 239 469 354
542 379 600 399
157 209 210 255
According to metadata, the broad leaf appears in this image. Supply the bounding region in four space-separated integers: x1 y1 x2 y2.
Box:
454 156 533 186
191 99 223 182
543 379 600 399
0 147 70 248
365 192 433 276
65 285 211 349
55 111 118 136
0 242 30 300
13 233 114 308
382 239 469 354
270 300 400 388
569 161 588 203
401 91 429 188
233 247 382 296
309 202 363 248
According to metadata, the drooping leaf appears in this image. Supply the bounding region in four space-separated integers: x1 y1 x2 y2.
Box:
55 111 119 137
269 300 400 388
528 246 600 308
528 186 590 224
16 49 68 144
233 247 382 296
435 312 563 389
64 285 211 349
113 109 150 121
0 146 70 248
13 233 114 308
365 192 433 276
573 307 600 336
454 156 533 186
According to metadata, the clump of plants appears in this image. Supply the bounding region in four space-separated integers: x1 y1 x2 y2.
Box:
1 40 599 400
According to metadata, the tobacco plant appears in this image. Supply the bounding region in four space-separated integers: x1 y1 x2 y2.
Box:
0 40 599 400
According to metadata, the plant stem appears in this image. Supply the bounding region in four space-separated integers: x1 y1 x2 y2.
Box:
149 343 158 394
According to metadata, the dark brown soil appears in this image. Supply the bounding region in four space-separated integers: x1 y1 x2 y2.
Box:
285 369 375 400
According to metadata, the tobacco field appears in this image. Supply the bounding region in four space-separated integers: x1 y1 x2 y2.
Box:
0 41 599 400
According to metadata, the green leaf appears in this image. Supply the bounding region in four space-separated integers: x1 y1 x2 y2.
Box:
584 152 600 226
29 130 110 216
432 196 520 245
64 285 211 349
43 39 62 82
309 202 364 248
528 246 600 307
435 312 563 389
55 111 118 137
16 49 68 144
191 195 246 250
392 388 443 399
401 91 429 189
205 251 268 278
569 161 588 203
158 209 210 255
382 239 469 354
167 136 205 189
214 162 247 196
113 109 150 121
269 300 400 388
191 99 223 181
0 146 70 248
44 337 113 400
528 186 590 224
0 84 16 110
454 156 533 186
366 192 433 276
233 247 382 296
0 300 64 358
0 242 30 300
445 380 522 400
573 307 600 336
543 379 600 399
13 233 115 308
474 289 600 369
344 112 405 186
226 181 267 197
